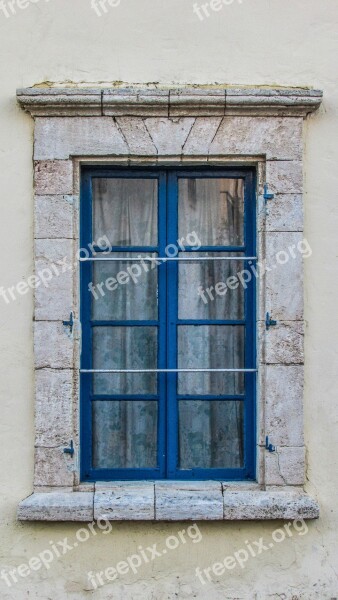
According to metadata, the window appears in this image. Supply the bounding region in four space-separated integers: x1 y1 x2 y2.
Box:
80 167 256 481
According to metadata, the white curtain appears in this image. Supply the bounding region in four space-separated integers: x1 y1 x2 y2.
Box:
91 177 245 470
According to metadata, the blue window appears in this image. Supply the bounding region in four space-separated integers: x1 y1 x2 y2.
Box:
80 167 256 481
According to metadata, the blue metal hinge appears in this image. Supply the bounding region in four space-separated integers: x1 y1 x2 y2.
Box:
266 312 277 330
265 436 276 453
263 183 274 204
63 440 74 457
63 312 74 333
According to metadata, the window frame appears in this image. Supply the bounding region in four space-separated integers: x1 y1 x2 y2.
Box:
80 166 256 482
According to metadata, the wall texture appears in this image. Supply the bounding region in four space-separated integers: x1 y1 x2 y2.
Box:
0 0 337 598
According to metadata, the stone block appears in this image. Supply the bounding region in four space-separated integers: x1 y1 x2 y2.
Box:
209 117 302 160
155 481 223 520
264 232 304 320
143 117 195 154
35 369 73 446
34 321 73 369
259 320 304 364
263 365 304 447
18 492 94 521
182 117 222 154
115 117 157 154
94 482 155 520
34 195 74 239
34 447 74 487
223 490 319 519
265 446 305 485
259 194 303 232
34 160 73 195
34 117 128 160
34 239 73 320
266 160 303 194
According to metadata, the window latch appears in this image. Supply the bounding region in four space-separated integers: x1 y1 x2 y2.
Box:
265 436 276 453
63 312 74 334
263 183 274 204
266 312 277 330
63 440 74 457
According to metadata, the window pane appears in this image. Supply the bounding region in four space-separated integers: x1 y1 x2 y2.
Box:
178 178 244 246
92 400 158 468
93 178 158 246
179 400 244 468
178 252 245 320
178 325 245 395
93 326 157 394
92 253 158 320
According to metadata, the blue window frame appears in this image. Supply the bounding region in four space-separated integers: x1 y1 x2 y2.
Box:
80 166 256 481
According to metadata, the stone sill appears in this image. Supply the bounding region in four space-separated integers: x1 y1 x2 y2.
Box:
17 482 319 522
16 85 323 117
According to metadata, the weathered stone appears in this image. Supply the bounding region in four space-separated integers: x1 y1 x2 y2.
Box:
259 320 304 364
223 490 319 519
103 89 170 117
34 447 74 487
264 232 304 320
209 117 302 160
94 482 155 520
34 321 73 368
17 87 102 116
143 118 195 154
116 117 157 154
266 160 303 194
18 492 94 521
169 89 226 117
182 117 222 154
265 446 305 485
35 195 74 239
35 369 73 446
263 365 304 447
34 239 73 320
155 482 223 520
34 160 73 195
259 194 303 232
34 117 129 160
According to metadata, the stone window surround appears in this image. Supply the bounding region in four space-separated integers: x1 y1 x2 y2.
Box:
15 85 323 522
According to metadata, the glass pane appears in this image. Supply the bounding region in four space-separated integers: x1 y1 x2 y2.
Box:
93 178 158 246
178 178 244 246
179 252 245 320
92 253 158 320
93 326 157 394
92 400 158 469
179 400 244 469
178 325 245 395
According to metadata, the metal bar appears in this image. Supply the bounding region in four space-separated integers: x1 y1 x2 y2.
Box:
79 256 257 262
81 368 257 373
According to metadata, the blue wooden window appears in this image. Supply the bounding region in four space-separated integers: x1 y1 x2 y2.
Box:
80 167 256 481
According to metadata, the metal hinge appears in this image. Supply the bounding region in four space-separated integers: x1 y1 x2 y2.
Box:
63 312 74 334
263 183 274 204
265 436 276 453
266 312 277 330
63 440 74 457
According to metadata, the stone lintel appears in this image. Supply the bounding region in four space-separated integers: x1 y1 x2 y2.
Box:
17 86 323 118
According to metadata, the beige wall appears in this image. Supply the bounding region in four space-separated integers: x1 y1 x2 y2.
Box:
0 0 337 598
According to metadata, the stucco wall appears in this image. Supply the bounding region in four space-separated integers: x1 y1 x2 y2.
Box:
0 0 337 598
